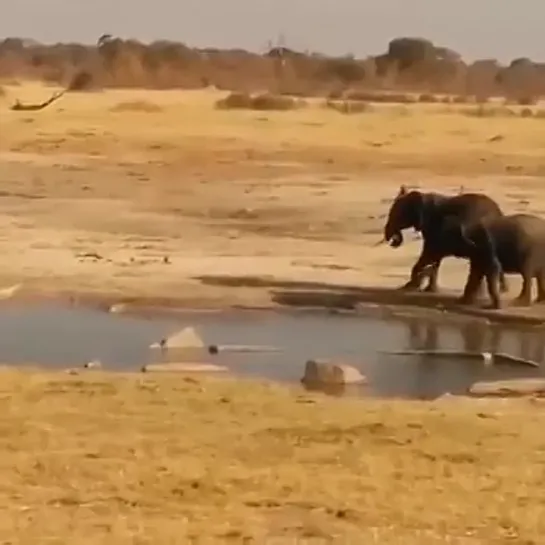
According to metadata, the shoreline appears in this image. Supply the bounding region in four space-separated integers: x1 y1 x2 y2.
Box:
5 282 545 328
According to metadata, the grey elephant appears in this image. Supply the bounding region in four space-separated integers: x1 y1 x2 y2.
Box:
440 213 545 309
382 185 508 293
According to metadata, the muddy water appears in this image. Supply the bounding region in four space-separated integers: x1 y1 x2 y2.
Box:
0 300 543 399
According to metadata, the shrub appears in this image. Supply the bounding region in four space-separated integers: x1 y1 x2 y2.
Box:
215 92 253 110
325 99 370 114
251 93 304 111
215 92 305 111
462 105 516 118
517 96 537 106
451 95 469 104
67 70 98 92
418 93 439 103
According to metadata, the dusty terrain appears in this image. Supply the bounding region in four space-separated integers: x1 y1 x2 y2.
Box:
2 83 545 317
0 368 544 544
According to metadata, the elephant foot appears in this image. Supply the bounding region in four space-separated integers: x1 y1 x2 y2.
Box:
423 284 440 294
482 301 502 310
398 281 421 292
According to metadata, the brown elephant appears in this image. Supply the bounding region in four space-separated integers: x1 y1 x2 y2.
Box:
382 185 508 294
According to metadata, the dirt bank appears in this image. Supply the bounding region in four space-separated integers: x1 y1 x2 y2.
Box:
1 153 545 325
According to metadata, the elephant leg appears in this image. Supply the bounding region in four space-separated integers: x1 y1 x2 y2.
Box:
458 262 484 306
511 268 533 307
400 261 427 291
400 248 436 292
499 272 509 294
423 261 441 293
536 270 545 303
484 270 502 310
472 276 486 299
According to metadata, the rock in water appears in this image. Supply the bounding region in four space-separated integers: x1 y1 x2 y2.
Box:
109 303 128 313
84 360 102 369
0 283 21 300
150 326 205 350
301 359 367 386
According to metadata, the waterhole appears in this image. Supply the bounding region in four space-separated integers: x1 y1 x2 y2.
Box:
0 299 543 399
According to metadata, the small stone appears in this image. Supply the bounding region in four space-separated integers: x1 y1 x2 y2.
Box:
84 360 102 369
150 326 204 350
301 360 367 386
109 303 128 313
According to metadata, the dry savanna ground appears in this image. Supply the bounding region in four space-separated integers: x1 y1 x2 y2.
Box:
2 368 545 544
1 83 545 543
1 82 545 308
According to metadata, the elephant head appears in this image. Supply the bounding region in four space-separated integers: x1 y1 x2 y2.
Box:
383 185 433 248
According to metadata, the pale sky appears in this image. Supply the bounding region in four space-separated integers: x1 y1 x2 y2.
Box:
3 0 543 63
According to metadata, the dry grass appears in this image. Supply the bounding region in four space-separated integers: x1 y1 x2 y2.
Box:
4 82 545 176
0 368 543 543
109 100 163 113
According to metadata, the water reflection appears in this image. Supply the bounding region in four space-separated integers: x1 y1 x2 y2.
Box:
402 316 545 362
362 315 545 400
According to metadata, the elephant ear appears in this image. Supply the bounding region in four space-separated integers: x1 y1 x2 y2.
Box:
439 215 475 247
399 184 408 196
414 192 434 232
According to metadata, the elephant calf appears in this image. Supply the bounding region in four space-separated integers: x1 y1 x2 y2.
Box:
444 213 545 309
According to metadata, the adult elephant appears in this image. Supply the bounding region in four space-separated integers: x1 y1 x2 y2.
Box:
442 213 545 309
382 185 508 293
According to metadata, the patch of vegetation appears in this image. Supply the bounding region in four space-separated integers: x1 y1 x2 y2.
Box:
215 92 306 111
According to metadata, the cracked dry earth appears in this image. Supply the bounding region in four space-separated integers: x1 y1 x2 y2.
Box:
0 151 543 314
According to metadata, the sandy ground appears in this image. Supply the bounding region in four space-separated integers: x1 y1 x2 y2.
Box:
0 84 545 321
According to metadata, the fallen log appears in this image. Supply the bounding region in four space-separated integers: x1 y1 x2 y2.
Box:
141 362 227 373
10 89 66 111
208 344 281 354
468 378 545 397
382 349 539 368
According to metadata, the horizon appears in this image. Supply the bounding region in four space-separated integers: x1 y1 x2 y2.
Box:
3 0 545 64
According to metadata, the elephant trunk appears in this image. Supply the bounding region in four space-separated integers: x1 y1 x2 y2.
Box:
383 222 404 248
